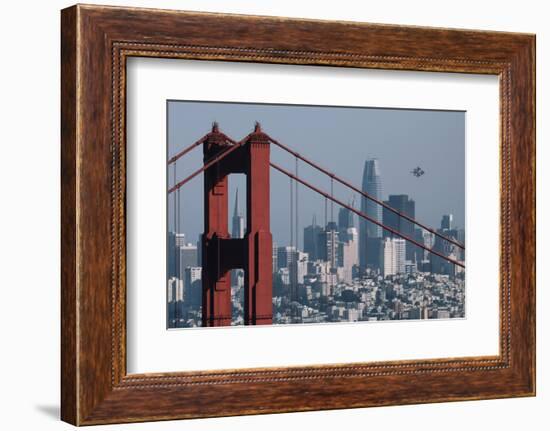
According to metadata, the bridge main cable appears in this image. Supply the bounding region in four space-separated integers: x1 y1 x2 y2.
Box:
168 133 240 165
268 136 464 250
168 134 251 194
270 162 464 269
167 135 207 165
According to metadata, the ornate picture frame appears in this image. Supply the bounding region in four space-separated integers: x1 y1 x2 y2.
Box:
61 4 535 425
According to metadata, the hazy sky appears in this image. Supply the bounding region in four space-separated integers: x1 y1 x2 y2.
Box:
167 101 465 247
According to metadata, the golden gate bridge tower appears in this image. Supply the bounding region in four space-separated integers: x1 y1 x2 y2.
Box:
201 122 272 326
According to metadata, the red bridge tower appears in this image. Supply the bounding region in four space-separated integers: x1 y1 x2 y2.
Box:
202 123 273 326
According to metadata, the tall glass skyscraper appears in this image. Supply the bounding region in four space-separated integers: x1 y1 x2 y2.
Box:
359 158 383 270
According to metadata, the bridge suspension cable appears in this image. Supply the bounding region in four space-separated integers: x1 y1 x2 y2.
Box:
295 156 299 251
168 131 240 165
270 161 464 269
167 135 207 165
167 134 251 194
267 136 464 250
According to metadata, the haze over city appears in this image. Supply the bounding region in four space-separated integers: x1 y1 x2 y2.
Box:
166 101 466 328
167 100 465 247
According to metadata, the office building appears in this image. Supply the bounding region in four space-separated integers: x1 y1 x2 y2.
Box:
184 267 202 308
272 242 278 274
359 159 383 270
430 214 462 276
176 243 198 280
382 194 415 261
318 221 339 269
277 246 296 270
167 231 185 278
339 227 359 283
338 198 355 241
441 214 453 230
381 237 406 277
303 216 322 261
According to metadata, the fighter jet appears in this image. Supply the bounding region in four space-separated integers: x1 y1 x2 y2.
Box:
411 166 425 178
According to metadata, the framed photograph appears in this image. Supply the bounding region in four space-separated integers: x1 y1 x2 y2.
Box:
61 4 535 425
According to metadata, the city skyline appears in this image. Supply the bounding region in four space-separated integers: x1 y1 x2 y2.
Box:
166 102 465 328
167 152 465 328
167 193 465 328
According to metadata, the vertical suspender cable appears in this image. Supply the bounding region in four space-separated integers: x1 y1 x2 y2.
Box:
295 157 299 305
295 157 299 251
216 159 221 300
173 161 179 323
324 197 328 229
173 162 177 235
330 177 334 290
330 177 334 224
292 178 294 301
290 178 294 253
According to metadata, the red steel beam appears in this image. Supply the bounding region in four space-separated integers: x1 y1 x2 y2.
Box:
271 162 465 269
268 136 464 250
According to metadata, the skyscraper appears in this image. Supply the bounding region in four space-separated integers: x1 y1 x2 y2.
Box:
291 250 309 286
318 221 339 269
168 232 186 278
184 267 202 308
272 242 278 274
231 189 245 287
303 215 323 261
231 188 245 239
277 246 296 270
168 232 177 278
382 194 415 261
359 159 383 271
414 227 435 262
338 197 355 241
176 243 198 281
430 213 461 276
338 226 359 284
167 276 184 327
441 214 453 230
381 237 406 277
